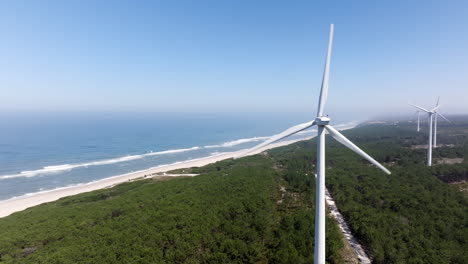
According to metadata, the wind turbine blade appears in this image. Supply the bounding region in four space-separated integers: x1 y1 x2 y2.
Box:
437 112 452 123
316 24 334 117
234 120 316 158
325 125 391 174
431 105 441 112
435 96 440 107
409 103 430 113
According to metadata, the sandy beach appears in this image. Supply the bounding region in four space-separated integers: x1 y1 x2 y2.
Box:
0 136 311 218
0 124 356 218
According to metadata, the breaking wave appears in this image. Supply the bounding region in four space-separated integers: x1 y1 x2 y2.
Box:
0 120 359 180
0 146 201 180
204 136 270 148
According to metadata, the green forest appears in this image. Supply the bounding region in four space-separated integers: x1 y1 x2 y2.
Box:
267 121 467 263
0 155 345 263
0 119 466 263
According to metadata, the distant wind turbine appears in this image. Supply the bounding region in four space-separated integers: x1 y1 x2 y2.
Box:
409 97 451 165
432 98 452 148
235 24 391 264
411 110 421 132
417 111 420 132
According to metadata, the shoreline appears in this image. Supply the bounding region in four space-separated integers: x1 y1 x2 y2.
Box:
0 123 357 218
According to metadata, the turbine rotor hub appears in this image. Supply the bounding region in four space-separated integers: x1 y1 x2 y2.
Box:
315 116 331 126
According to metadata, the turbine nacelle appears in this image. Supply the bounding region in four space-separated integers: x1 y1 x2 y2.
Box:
315 116 331 126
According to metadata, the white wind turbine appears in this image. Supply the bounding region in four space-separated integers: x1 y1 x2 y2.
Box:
410 110 421 132
409 97 450 165
432 98 452 148
416 111 421 132
235 24 391 264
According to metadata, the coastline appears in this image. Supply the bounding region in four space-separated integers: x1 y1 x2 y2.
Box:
0 123 357 218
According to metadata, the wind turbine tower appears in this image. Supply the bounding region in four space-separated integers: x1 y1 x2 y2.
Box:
417 111 420 132
432 98 452 148
434 97 440 147
236 24 391 264
410 97 451 166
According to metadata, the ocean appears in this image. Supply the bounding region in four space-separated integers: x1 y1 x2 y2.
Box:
0 111 358 202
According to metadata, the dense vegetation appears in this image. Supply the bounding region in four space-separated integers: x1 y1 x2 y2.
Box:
0 155 345 263
268 121 467 263
0 119 466 263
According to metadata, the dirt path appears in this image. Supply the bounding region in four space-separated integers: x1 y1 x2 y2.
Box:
326 188 372 264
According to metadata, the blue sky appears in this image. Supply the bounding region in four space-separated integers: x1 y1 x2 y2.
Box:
0 0 467 116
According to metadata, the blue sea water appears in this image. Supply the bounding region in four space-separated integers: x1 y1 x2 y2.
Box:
0 111 358 201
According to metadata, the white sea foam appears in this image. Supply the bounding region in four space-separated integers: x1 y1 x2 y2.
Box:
0 152 230 204
0 183 88 203
204 136 270 148
0 121 360 181
0 146 201 180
